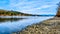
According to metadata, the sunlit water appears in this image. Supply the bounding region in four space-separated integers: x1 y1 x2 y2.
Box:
0 16 54 34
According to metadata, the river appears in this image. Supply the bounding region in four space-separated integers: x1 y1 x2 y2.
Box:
0 16 54 34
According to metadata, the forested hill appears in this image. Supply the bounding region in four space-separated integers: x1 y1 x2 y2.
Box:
0 9 38 16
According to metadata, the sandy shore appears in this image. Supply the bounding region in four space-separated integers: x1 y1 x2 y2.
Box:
12 17 60 34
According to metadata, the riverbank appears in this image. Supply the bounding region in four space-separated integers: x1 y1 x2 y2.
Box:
12 17 60 34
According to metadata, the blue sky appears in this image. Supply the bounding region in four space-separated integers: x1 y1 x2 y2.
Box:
0 0 60 15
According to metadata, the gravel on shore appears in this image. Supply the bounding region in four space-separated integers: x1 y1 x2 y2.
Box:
12 17 60 34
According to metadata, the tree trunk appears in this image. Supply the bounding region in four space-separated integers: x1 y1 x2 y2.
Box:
55 7 60 17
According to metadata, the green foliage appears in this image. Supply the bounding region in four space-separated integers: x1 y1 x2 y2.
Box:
0 9 38 16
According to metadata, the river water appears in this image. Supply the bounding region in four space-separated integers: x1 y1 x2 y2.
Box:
0 16 54 34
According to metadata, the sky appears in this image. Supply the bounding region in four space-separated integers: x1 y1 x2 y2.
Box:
0 0 60 15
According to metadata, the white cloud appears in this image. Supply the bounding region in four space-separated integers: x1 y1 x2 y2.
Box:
38 5 57 9
6 0 60 15
16 4 58 15
40 5 52 8
9 0 36 7
21 5 56 11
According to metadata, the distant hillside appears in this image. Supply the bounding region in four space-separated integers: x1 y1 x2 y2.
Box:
0 9 39 16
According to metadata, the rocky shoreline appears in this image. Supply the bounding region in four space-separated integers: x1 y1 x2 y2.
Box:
12 17 60 34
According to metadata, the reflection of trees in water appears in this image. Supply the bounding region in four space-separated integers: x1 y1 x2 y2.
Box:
0 18 24 22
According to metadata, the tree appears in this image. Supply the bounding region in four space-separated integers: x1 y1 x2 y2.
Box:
56 2 60 17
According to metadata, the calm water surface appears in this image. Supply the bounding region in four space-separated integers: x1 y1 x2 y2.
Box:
0 16 54 34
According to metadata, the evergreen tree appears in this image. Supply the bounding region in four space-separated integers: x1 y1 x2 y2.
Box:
56 2 60 17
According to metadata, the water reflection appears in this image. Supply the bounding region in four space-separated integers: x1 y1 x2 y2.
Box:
0 18 25 22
